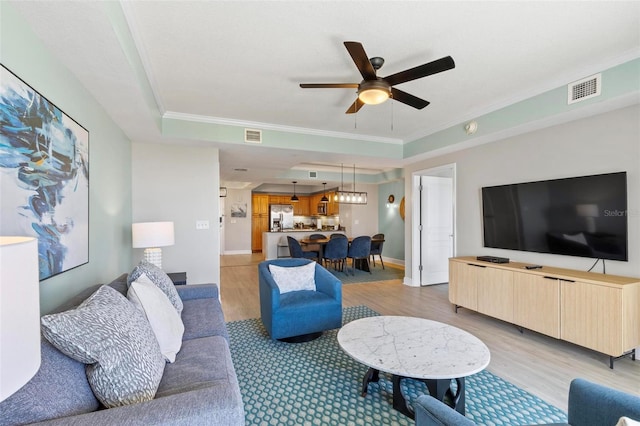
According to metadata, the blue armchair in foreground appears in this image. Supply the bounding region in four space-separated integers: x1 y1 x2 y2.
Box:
414 378 640 426
259 259 342 342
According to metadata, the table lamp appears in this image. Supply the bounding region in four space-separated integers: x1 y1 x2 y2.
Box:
0 236 41 401
132 221 175 269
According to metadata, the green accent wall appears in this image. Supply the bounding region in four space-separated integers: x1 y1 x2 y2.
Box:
1 3 133 313
377 181 405 262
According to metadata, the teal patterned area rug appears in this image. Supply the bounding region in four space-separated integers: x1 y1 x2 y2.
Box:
228 306 567 426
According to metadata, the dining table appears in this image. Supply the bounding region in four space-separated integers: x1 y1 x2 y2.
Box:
299 236 384 272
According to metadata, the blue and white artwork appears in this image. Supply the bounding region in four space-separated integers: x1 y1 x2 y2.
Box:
0 65 89 281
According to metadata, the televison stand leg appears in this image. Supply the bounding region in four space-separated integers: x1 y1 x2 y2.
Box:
609 348 636 369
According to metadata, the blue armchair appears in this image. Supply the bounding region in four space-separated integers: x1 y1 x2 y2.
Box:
414 378 640 426
259 259 342 342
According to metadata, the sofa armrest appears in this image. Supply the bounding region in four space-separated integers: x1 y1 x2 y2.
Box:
568 378 640 425
175 283 219 301
313 263 342 301
414 395 476 426
30 386 244 426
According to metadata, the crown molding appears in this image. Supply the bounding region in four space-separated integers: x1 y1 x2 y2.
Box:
162 111 403 145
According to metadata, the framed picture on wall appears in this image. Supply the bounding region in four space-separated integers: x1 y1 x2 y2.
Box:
0 64 89 281
230 202 247 218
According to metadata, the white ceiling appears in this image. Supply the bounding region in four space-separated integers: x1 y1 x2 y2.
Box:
9 1 640 189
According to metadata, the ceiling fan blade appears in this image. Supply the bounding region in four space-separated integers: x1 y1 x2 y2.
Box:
300 83 359 89
344 41 377 80
345 98 365 114
384 56 455 86
391 88 430 109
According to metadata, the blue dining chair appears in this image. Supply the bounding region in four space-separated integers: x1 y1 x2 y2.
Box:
330 233 347 239
323 236 349 274
287 236 318 261
346 236 372 275
370 233 385 269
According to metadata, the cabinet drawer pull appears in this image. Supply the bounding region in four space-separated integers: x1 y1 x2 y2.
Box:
543 276 558 280
467 263 486 268
560 279 576 283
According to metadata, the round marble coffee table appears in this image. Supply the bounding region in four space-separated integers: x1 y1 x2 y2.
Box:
337 316 490 419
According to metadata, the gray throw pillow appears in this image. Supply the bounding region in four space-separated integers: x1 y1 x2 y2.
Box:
128 260 183 315
41 285 165 408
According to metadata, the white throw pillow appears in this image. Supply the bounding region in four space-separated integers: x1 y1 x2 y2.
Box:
127 260 183 315
269 262 317 294
128 278 185 363
616 417 640 426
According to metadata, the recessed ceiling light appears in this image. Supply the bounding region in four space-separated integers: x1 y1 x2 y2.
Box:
234 168 248 172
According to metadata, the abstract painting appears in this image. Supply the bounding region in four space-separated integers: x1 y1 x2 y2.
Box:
0 65 89 280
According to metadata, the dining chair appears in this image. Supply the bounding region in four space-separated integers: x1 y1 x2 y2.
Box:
287 236 318 262
330 233 347 239
346 236 372 275
370 233 385 269
322 236 349 274
309 234 325 240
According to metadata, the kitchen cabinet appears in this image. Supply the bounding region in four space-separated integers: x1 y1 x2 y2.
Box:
294 196 310 215
449 256 640 366
252 194 270 252
253 194 269 215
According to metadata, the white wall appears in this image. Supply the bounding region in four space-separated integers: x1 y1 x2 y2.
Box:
404 105 640 279
339 183 380 237
223 188 252 254
132 143 220 285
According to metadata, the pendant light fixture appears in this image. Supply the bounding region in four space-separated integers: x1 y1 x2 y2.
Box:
320 182 329 203
335 164 368 205
290 181 299 203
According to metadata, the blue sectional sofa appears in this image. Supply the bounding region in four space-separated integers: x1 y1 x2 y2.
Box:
0 274 245 426
414 377 640 426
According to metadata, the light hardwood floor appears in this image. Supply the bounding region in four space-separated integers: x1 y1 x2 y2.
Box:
219 254 639 412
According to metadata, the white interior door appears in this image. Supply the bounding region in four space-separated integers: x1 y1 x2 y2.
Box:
420 175 454 285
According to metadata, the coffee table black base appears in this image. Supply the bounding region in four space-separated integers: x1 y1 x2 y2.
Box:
278 332 322 343
361 368 465 420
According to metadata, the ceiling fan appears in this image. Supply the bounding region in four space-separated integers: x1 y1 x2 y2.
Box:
299 41 455 114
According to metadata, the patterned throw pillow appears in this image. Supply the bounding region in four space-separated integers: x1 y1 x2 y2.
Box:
40 286 165 408
128 279 185 363
268 261 317 294
127 260 183 315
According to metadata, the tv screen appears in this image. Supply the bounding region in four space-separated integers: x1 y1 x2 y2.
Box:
482 172 628 261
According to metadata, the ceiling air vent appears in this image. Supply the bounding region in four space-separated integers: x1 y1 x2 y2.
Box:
568 74 601 105
244 128 262 143
308 171 318 179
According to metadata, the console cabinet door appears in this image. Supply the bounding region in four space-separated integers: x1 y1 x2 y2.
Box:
477 268 514 323
513 273 560 338
449 260 480 310
561 280 623 356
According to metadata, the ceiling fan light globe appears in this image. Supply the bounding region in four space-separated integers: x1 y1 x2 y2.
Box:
358 88 390 105
358 80 391 105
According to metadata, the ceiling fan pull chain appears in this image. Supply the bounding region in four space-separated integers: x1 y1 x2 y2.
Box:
391 97 394 131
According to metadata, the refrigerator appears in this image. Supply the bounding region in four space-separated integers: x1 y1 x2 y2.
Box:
269 204 294 231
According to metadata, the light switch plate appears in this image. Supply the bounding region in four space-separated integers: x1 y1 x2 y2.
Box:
196 220 210 230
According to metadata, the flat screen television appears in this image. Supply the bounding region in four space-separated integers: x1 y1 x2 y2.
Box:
481 172 628 261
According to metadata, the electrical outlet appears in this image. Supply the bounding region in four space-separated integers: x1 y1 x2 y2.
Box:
196 220 209 230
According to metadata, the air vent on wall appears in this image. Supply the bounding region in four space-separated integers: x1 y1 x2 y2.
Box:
568 74 601 104
244 128 262 143
308 171 318 179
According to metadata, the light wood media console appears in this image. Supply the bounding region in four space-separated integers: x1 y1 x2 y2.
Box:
449 256 640 368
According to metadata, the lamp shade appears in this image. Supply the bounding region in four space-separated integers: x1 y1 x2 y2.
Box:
0 236 40 401
132 222 175 248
